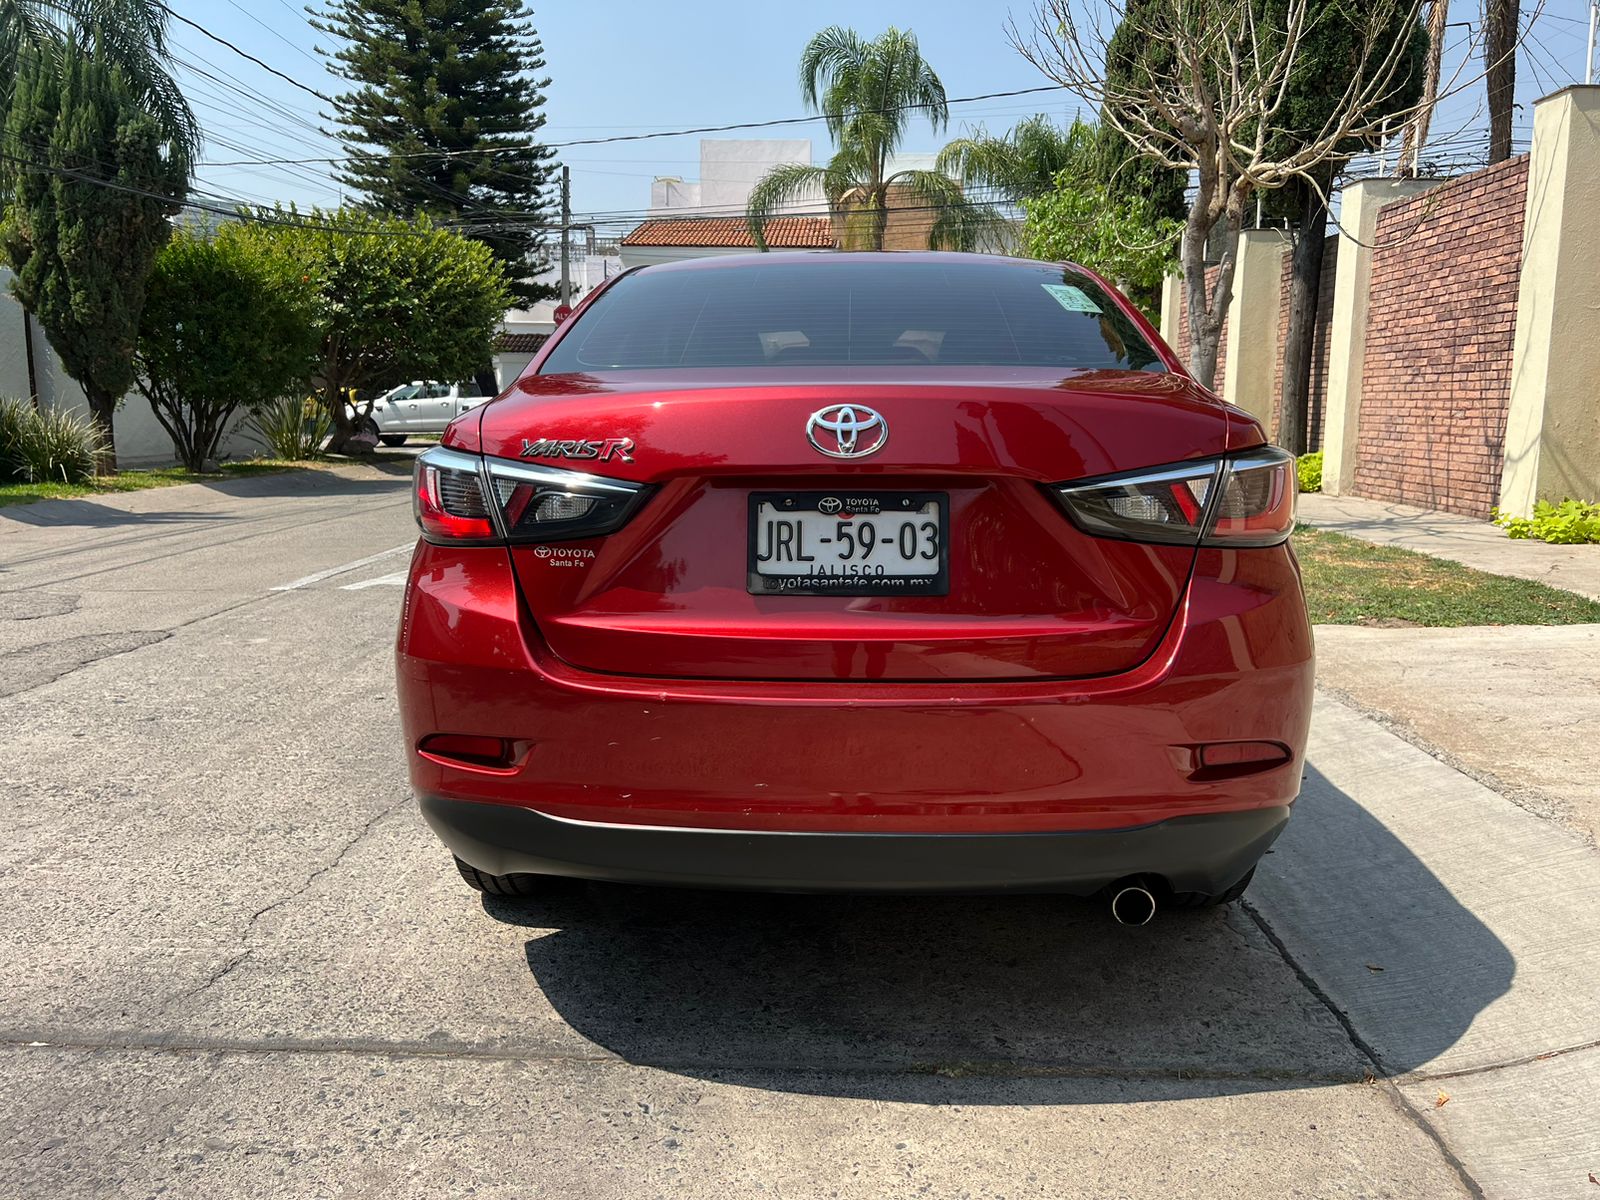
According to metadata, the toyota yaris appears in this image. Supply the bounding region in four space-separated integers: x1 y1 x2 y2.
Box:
397 253 1312 920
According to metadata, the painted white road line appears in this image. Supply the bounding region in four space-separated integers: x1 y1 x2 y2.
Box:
271 544 413 592
340 570 409 591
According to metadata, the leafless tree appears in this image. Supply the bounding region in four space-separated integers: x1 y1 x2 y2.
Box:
1011 0 1443 389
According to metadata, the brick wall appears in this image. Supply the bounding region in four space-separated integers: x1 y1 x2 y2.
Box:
1353 155 1529 516
1272 234 1339 451
1172 264 1229 394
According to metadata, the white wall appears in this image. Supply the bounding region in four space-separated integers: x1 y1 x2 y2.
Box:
617 245 761 270
699 139 820 214
495 353 537 386
647 139 824 218
650 177 702 214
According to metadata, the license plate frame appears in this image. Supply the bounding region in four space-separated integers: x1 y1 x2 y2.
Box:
747 491 949 597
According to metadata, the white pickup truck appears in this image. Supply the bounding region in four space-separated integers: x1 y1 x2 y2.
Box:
359 381 491 446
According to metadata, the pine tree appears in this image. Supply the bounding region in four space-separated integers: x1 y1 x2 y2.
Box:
1 30 189 472
311 0 558 307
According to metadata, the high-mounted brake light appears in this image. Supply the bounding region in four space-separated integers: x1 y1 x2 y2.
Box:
412 445 650 545
1053 446 1295 548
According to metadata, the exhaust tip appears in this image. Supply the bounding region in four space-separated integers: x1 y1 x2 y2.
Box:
1110 884 1157 926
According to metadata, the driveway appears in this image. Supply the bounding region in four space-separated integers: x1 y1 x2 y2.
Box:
2 467 1596 1198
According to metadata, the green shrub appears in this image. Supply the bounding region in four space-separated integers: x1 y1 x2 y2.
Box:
1493 499 1600 545
0 396 28 481
0 395 103 484
246 396 330 461
1297 450 1323 494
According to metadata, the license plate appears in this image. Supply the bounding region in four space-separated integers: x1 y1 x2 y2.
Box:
748 492 949 596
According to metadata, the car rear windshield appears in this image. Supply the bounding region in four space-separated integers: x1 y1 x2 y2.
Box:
538 259 1165 373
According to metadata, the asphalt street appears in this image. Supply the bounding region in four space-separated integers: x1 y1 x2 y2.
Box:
2 459 1597 1199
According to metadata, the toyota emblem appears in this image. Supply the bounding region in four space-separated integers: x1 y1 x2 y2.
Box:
806 405 888 459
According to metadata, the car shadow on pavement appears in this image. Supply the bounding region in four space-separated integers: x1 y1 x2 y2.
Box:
0 499 241 528
482 765 1512 1103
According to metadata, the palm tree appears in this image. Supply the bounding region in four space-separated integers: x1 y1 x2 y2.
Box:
0 0 198 160
1399 0 1450 174
935 114 1095 204
1482 0 1517 163
746 26 1000 252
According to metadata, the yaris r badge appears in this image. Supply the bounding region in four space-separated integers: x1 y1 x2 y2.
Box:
398 253 1312 921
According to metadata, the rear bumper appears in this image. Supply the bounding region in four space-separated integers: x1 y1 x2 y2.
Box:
397 540 1315 878
422 794 1290 895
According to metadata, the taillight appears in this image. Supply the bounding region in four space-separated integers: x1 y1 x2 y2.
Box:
412 445 650 544
414 447 496 543
1053 446 1295 548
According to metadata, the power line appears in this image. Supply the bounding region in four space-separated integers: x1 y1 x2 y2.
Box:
156 1 333 103
199 84 1070 167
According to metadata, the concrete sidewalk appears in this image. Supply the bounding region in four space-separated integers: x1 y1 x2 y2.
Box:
1298 492 1600 600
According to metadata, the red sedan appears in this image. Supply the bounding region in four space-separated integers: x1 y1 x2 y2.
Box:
397 252 1311 923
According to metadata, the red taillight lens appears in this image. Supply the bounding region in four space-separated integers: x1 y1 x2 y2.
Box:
414 448 496 543
412 447 650 544
1203 447 1297 547
1053 447 1295 548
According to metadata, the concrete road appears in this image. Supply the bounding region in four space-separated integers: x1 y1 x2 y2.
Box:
2 466 1597 1198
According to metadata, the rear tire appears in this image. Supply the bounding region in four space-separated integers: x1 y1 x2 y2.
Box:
380 434 408 447
1170 867 1255 909
453 855 551 897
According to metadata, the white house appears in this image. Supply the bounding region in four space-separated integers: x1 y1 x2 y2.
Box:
648 139 823 218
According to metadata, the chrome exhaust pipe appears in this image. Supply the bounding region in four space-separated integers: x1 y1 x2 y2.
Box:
1110 883 1157 926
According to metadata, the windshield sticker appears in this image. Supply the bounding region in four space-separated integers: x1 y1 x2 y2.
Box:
1042 284 1103 314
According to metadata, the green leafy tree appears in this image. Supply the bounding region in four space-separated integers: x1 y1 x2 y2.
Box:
237 209 511 454
135 227 319 471
1021 175 1180 316
0 0 198 166
747 27 1000 252
310 0 557 309
1 30 188 472
939 115 1179 313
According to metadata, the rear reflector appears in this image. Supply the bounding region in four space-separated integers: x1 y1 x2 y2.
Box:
418 733 519 771
1053 446 1295 548
412 446 649 545
1174 740 1293 781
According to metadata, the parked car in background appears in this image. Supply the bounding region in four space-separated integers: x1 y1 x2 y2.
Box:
398 252 1311 925
359 381 491 446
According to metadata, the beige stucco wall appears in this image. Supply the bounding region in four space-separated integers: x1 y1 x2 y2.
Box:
1320 178 1440 495
1499 86 1600 515
1220 230 1289 427
1159 274 1183 346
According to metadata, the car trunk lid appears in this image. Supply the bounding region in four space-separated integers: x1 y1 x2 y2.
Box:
482 368 1233 682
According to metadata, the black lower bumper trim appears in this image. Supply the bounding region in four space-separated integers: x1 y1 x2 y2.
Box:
420 796 1291 896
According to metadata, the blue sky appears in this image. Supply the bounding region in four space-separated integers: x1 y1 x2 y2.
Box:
172 0 1597 229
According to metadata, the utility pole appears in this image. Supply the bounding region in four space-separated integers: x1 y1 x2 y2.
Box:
1587 0 1598 85
559 164 571 309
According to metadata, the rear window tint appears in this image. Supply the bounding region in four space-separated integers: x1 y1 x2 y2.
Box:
539 259 1164 373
